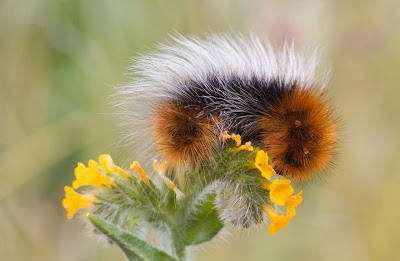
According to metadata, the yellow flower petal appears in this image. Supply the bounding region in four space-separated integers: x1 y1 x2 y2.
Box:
286 190 303 220
130 161 150 185
231 133 241 146
221 131 231 140
234 141 254 153
153 160 183 199
75 162 86 173
259 180 271 191
256 149 268 163
269 179 294 206
255 150 276 179
268 215 289 235
62 186 95 219
72 160 113 189
99 154 127 178
264 204 289 235
259 165 276 180
159 161 168 172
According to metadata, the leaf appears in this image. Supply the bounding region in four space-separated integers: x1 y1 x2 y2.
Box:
88 214 177 261
184 193 224 246
119 245 145 261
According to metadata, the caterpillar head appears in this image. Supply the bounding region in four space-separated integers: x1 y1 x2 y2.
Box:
259 87 338 182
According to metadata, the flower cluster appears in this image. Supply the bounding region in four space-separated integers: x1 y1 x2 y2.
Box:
223 131 304 235
62 132 303 238
62 154 126 219
222 131 254 153
255 150 303 234
62 154 184 220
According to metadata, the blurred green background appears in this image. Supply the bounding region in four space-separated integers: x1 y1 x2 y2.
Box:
1 0 400 260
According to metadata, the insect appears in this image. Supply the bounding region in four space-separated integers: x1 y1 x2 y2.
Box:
116 33 339 183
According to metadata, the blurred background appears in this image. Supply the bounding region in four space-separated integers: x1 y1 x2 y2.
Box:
1 0 399 260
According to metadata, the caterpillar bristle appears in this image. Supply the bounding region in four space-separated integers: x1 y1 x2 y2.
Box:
116 33 339 182
259 87 338 182
151 99 220 168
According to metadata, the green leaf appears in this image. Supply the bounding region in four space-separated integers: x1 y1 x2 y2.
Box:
184 193 224 246
88 214 177 261
119 245 145 261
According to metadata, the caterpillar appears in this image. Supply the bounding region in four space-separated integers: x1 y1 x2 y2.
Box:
116 33 338 183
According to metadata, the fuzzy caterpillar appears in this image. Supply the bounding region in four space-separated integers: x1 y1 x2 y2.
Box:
116 33 338 183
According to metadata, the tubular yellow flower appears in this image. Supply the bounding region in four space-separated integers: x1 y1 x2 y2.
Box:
259 179 271 190
221 130 231 140
153 160 184 199
159 160 168 172
286 190 303 220
72 160 113 189
130 161 150 185
62 186 95 219
263 204 289 235
231 133 241 146
254 150 276 179
269 179 294 206
99 154 127 178
234 141 254 153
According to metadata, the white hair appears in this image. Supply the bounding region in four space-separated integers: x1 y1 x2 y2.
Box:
112 33 328 169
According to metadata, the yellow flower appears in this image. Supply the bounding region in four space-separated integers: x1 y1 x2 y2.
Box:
62 186 95 219
99 154 127 178
221 131 231 140
231 133 241 146
153 160 184 199
259 179 271 190
269 179 294 206
72 160 113 189
130 161 150 185
158 160 168 172
286 190 303 220
264 204 289 235
254 150 276 179
234 141 254 153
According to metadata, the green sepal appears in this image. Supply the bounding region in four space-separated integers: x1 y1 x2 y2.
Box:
95 193 126 204
88 214 177 261
116 181 139 201
183 193 223 246
142 179 162 206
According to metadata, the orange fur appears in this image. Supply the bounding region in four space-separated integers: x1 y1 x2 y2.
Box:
151 100 220 168
259 87 338 182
